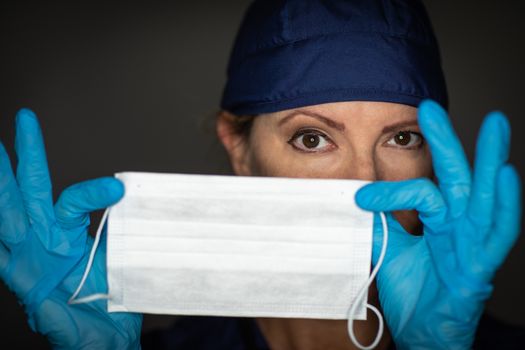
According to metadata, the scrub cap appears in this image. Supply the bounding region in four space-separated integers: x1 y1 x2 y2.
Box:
220 0 448 115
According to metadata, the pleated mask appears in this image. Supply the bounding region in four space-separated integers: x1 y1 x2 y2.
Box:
69 172 388 348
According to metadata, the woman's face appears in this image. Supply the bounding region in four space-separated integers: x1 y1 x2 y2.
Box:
218 101 434 233
218 101 433 346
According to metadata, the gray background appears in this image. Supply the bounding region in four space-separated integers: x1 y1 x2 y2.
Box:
0 0 523 348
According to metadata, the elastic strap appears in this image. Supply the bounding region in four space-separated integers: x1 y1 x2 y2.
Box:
68 208 111 305
347 212 388 350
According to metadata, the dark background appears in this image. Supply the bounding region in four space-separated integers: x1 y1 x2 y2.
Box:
0 1 524 348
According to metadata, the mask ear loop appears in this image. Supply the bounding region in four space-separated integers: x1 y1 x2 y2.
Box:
68 208 111 305
347 211 388 350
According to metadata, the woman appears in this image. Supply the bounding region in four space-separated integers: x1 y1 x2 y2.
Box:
0 1 521 349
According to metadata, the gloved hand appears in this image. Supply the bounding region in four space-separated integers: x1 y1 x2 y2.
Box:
356 100 522 349
0 109 142 349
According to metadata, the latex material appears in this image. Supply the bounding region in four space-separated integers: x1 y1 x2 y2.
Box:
0 109 142 349
356 100 522 349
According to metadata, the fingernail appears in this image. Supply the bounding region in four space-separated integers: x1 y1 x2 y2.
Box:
419 99 437 109
500 164 518 185
104 177 125 198
418 99 448 128
355 187 371 206
497 112 511 142
16 108 37 126
419 99 444 115
487 111 511 154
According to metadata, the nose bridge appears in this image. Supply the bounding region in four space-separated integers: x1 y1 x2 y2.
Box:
346 146 378 181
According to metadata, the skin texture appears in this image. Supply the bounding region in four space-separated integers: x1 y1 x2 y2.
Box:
217 101 434 350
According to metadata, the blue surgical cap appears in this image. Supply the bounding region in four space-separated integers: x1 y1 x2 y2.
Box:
220 0 448 115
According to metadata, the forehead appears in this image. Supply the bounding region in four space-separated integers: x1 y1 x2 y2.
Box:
262 101 418 125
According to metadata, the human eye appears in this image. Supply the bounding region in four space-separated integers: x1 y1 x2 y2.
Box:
385 130 424 149
287 129 337 153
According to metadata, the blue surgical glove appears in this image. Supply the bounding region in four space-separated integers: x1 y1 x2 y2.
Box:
0 109 142 349
355 100 522 349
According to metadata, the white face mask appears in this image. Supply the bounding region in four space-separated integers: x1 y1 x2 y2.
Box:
69 172 388 350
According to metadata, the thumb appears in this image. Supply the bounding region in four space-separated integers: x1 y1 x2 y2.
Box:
54 177 124 230
356 178 447 225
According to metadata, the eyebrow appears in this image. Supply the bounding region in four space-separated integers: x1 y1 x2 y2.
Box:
278 110 419 134
278 110 346 131
381 120 419 134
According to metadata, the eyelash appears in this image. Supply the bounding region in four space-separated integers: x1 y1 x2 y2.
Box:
287 128 425 153
385 130 425 150
287 129 335 153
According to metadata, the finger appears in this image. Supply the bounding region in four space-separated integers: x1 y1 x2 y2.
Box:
54 177 124 230
418 100 471 216
467 112 510 228
356 178 447 225
14 109 54 229
485 164 521 268
0 141 30 246
0 242 10 279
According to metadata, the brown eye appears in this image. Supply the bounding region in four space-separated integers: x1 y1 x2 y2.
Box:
386 130 423 149
288 129 336 153
303 134 320 148
394 131 411 146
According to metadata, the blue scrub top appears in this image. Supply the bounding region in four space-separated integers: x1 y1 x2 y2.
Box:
140 313 524 349
141 316 270 350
